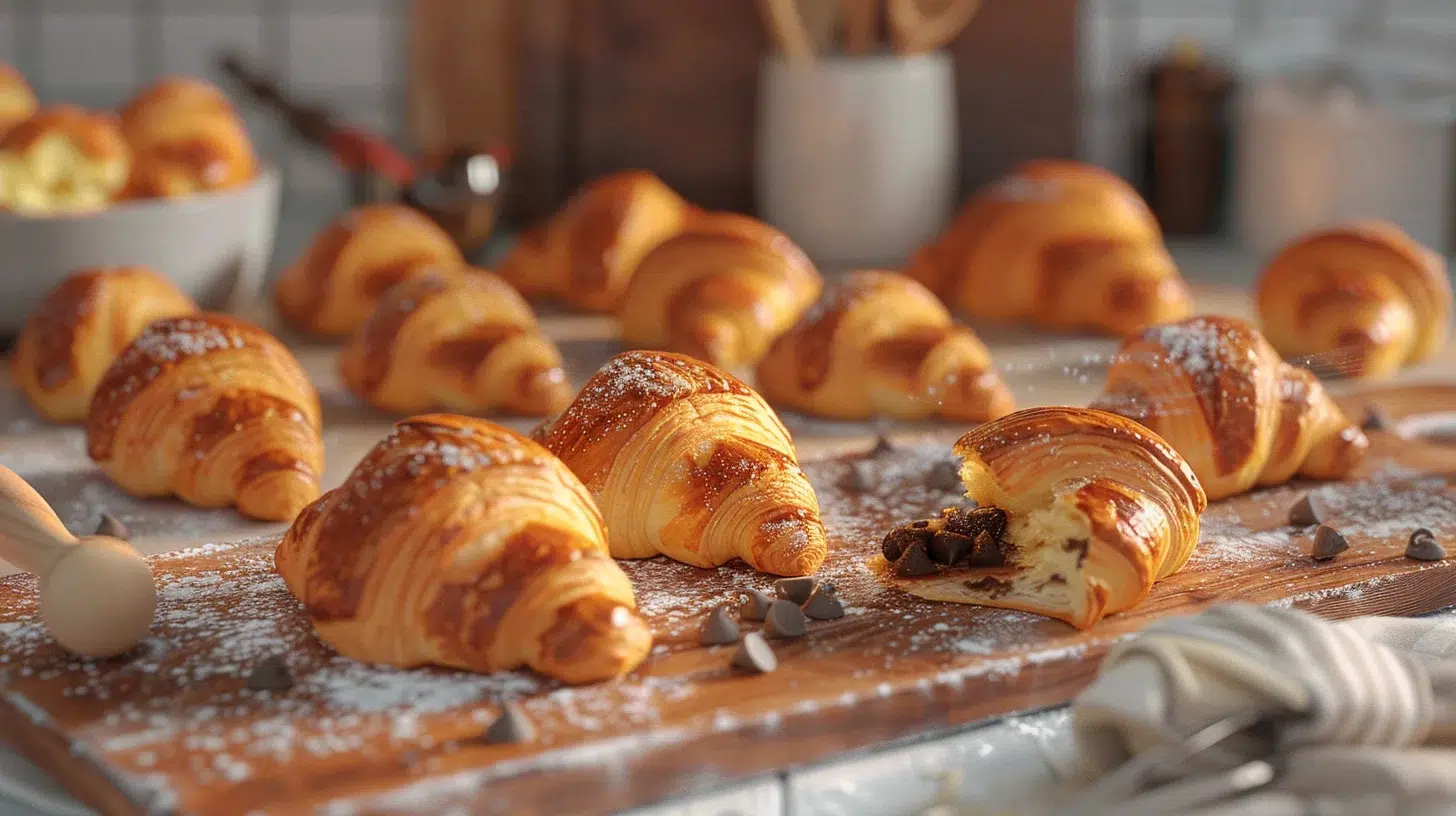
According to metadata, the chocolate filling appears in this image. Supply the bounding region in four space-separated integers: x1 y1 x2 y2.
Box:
884 505 1010 577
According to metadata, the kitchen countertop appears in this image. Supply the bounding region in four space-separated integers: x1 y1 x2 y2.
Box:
1 208 1453 815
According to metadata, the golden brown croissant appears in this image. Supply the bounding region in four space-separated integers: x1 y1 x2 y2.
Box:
10 266 198 423
0 65 37 137
338 270 572 416
1256 220 1452 380
275 413 653 684
498 170 695 312
117 77 257 200
534 350 828 576
273 204 465 338
86 313 324 522
1090 316 1368 502
756 270 1015 421
882 406 1206 629
616 213 824 370
0 105 130 215
906 159 1191 336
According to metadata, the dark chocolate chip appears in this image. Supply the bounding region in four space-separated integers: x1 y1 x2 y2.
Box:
483 702 536 744
774 576 817 605
928 530 974 566
893 538 939 577
741 588 774 621
731 632 778 673
942 506 1006 540
882 526 933 562
1406 530 1446 562
911 520 930 529
246 655 293 692
1311 524 1349 561
700 605 740 645
1288 493 1325 527
94 512 130 541
868 434 895 458
802 585 845 620
842 460 877 493
967 530 1006 567
764 600 807 638
1360 405 1392 432
927 459 963 492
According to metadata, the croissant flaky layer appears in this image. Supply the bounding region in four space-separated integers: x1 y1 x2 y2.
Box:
0 105 131 215
535 350 828 576
617 212 824 370
1256 220 1452 380
757 270 1015 421
886 406 1206 629
274 204 465 338
86 313 323 521
339 271 571 416
10 266 198 422
117 77 256 200
499 170 695 313
1091 316 1368 501
275 414 652 684
905 159 1191 336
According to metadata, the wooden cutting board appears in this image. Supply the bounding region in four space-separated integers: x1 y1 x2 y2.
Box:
1 384 1454 815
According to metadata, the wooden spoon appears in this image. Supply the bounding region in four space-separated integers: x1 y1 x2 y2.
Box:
887 0 981 55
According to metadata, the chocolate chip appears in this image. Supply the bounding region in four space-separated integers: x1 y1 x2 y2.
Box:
1406 529 1446 562
774 576 817 605
928 530 974 565
700 605 740 645
882 526 933 562
764 600 807 638
1288 493 1325 527
94 512 130 540
942 506 1006 540
967 530 1006 567
842 460 877 493
246 656 293 692
1311 524 1349 561
731 632 778 673
1360 405 1392 432
483 702 535 744
927 459 963 492
893 537 939 577
802 584 844 620
868 434 895 458
741 588 773 621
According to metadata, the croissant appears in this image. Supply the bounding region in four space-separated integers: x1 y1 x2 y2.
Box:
10 266 198 422
534 350 828 576
1090 316 1368 502
905 159 1191 336
338 270 572 416
498 170 695 312
616 213 824 370
274 204 464 338
756 270 1015 421
117 77 256 199
1256 221 1452 380
882 406 1206 629
275 414 652 684
0 105 130 215
0 64 37 137
86 313 323 522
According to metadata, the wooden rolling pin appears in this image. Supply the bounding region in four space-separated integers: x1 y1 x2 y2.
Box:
0 467 156 658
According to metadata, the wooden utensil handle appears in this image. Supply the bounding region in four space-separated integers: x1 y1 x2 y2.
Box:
887 0 980 55
0 467 74 575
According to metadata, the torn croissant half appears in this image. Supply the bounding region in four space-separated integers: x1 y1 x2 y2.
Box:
882 406 1207 629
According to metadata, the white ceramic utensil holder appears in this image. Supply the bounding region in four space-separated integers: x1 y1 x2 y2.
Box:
756 53 958 269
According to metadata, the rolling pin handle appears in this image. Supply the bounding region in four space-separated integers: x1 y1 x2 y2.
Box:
0 466 76 576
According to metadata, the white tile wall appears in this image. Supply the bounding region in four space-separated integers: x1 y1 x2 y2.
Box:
158 13 265 78
39 12 137 88
284 12 391 91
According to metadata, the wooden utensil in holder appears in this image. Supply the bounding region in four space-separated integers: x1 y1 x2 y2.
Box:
0 467 156 658
758 0 980 60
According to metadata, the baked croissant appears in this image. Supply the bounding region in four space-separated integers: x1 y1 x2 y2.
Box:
498 170 695 312
905 159 1191 336
338 270 572 416
86 313 323 522
882 406 1206 629
0 65 37 137
756 270 1015 422
117 77 257 199
616 213 824 370
274 204 465 338
276 414 652 684
10 266 198 422
1256 220 1452 380
534 350 828 576
1090 316 1368 502
0 105 130 215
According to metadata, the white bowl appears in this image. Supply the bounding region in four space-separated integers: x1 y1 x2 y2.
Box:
0 165 282 334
